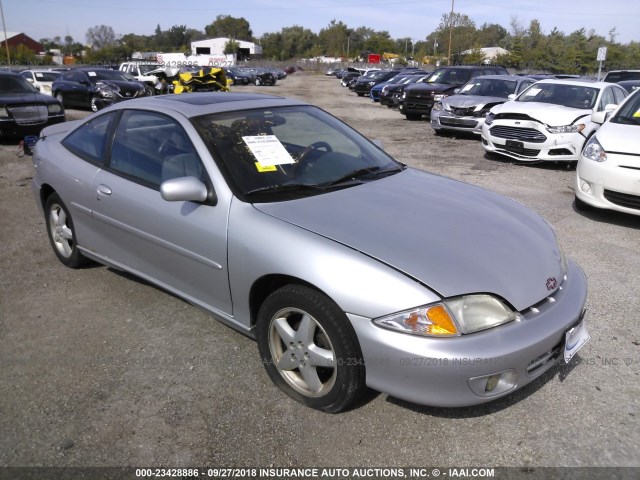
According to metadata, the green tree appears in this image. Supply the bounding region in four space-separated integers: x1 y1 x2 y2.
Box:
205 15 252 41
224 39 240 55
86 25 116 49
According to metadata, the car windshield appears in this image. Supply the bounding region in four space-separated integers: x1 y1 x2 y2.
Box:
516 83 598 109
0 75 38 93
91 70 134 81
192 105 402 201
605 71 640 82
610 92 640 125
138 64 161 74
427 69 472 85
458 78 516 98
31 71 61 82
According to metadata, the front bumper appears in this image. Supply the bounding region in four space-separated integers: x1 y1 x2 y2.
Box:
348 260 588 407
575 154 640 215
0 115 65 138
481 120 586 162
431 110 484 134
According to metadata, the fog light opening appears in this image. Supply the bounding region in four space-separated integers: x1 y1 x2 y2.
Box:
580 179 592 194
468 369 517 397
485 374 501 392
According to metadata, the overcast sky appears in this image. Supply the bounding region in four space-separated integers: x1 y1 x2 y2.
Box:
6 0 639 46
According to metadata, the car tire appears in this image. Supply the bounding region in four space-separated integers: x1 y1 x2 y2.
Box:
44 193 89 268
145 86 154 96
54 92 64 106
90 96 100 112
404 113 421 121
257 285 366 413
357 93 365 97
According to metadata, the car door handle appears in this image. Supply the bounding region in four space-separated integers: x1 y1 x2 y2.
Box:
97 184 112 200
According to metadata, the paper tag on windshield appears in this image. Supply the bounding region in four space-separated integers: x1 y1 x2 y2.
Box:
460 83 475 93
88 72 97 77
523 87 541 97
242 135 295 167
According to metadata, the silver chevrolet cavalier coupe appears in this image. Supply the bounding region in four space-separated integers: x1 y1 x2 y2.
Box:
31 93 589 412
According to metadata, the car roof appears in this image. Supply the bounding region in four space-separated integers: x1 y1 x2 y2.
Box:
533 78 615 88
470 74 529 81
110 92 308 117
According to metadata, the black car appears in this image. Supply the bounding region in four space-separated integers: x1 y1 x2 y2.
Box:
340 71 361 87
618 80 640 93
401 65 509 120
251 68 277 86
0 71 65 139
225 68 251 85
380 73 432 108
353 70 401 96
52 68 147 112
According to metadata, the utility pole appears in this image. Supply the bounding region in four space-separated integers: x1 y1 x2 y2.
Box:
0 0 10 63
447 0 454 65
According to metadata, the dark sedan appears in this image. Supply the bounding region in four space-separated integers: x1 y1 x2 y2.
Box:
353 70 400 97
0 71 65 139
52 68 147 112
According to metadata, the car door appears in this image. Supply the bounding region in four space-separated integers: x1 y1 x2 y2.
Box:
88 109 233 315
61 71 89 107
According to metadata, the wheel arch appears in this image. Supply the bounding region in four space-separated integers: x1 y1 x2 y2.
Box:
249 274 331 329
39 183 57 210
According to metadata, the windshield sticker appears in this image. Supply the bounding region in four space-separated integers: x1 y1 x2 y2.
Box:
87 72 97 77
523 87 541 97
460 84 476 92
255 162 278 172
242 135 295 167
35 73 44 78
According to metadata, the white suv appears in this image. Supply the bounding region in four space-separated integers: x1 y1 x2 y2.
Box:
481 79 628 162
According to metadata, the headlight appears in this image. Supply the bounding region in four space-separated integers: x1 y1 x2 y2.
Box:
432 102 443 111
433 93 446 101
368 81 376 86
0 107 8 118
402 92 407 99
485 112 495 125
381 86 389 93
374 294 516 337
47 103 63 114
582 135 607 162
547 124 585 134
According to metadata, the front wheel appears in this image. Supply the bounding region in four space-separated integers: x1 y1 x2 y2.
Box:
44 193 89 268
404 113 421 121
257 285 366 413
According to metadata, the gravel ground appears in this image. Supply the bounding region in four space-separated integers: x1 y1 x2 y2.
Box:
1 72 639 471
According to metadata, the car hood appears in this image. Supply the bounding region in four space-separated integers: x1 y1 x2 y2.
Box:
254 169 563 311
596 121 640 154
443 95 506 108
492 101 592 126
97 80 144 92
407 83 453 93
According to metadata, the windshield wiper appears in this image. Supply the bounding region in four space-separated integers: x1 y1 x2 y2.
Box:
324 165 403 187
244 183 324 196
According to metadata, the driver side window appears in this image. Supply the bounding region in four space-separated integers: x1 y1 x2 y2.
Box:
109 110 204 189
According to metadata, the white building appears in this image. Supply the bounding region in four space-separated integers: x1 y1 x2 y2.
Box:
460 47 509 64
190 37 262 60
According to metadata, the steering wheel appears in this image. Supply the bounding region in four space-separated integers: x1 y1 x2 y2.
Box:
292 141 333 178
298 141 332 162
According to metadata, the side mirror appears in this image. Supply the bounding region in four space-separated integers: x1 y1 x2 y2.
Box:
25 77 34 83
507 94 516 100
453 88 460 94
591 111 606 124
160 176 210 203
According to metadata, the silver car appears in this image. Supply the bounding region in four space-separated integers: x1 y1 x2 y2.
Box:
430 75 536 135
31 93 589 412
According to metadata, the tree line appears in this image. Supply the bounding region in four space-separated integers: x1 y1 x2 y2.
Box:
12 13 640 73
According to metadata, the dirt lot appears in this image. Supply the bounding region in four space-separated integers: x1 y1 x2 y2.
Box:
1 72 639 471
